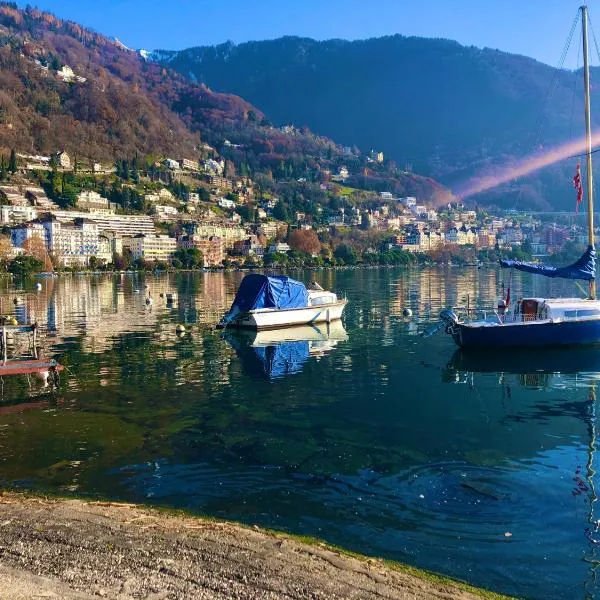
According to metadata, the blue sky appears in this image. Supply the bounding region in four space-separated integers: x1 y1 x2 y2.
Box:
16 0 592 66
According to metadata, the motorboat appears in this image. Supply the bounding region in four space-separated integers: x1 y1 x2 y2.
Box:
218 274 347 330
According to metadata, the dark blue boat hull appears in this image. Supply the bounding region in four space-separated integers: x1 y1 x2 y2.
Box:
451 319 600 349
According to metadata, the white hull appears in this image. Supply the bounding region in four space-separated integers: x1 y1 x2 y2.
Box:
233 300 347 330
249 321 348 345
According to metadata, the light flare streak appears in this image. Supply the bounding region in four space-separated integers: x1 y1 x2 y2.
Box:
454 131 600 201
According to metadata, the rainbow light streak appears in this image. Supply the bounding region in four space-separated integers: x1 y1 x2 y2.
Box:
454 131 600 201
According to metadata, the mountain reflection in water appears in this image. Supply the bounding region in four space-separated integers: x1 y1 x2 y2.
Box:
0 269 599 599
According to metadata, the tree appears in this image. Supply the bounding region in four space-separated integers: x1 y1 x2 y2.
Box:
172 248 203 269
57 186 78 208
0 154 8 181
197 187 210 202
237 203 256 223
334 243 357 265
22 237 53 271
288 229 321 254
8 149 17 174
0 236 12 271
8 255 44 276
88 256 106 271
273 201 290 222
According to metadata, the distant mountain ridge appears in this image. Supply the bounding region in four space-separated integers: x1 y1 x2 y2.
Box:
0 3 452 206
156 34 600 210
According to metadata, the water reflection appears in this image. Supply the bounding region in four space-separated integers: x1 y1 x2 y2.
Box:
444 347 600 596
223 322 348 380
1 268 600 598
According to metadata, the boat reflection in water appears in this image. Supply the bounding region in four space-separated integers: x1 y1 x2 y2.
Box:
444 346 600 591
223 321 348 380
444 347 600 391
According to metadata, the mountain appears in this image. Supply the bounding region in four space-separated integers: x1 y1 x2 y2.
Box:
0 2 269 161
0 3 453 206
156 35 599 210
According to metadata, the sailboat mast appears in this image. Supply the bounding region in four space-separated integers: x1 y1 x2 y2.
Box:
582 4 596 299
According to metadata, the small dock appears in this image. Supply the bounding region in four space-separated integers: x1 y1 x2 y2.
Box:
0 322 62 378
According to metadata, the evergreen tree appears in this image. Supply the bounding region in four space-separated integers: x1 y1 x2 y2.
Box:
8 149 17 173
273 201 290 222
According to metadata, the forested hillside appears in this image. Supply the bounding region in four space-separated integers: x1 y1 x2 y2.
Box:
157 34 600 210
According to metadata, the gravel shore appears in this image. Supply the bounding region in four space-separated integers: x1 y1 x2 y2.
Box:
0 492 509 599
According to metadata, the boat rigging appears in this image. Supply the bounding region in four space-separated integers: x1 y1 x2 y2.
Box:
441 5 600 349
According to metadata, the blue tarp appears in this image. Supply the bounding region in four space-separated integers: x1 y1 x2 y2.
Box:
231 274 309 312
500 245 596 281
253 341 310 379
223 333 310 379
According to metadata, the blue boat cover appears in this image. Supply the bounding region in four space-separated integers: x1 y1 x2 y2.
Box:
253 341 310 379
223 333 310 379
231 274 308 312
500 245 596 281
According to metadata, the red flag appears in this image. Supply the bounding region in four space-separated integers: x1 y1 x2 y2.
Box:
574 163 583 212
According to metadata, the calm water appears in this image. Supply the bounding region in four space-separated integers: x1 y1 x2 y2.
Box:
0 268 599 599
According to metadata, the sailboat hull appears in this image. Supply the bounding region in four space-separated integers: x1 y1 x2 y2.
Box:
451 318 600 349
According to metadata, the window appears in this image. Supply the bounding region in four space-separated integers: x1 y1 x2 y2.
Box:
564 309 600 318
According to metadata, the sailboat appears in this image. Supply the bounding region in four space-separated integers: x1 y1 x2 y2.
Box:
441 5 600 350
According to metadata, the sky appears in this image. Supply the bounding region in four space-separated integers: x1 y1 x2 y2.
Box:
13 0 599 67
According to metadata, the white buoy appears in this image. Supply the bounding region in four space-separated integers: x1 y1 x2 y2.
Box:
175 324 186 333
402 307 413 317
35 283 42 291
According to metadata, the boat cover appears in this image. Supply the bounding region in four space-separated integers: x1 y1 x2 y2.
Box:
500 245 596 281
223 333 310 379
230 274 309 312
253 341 310 379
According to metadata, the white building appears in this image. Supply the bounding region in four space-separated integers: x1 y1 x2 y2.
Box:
155 205 179 217
163 159 180 170
331 166 349 182
50 211 156 237
12 215 100 267
57 65 86 84
218 198 236 210
0 205 37 225
77 190 116 215
144 188 175 204
203 159 225 176
268 242 291 254
123 234 177 262
400 197 417 208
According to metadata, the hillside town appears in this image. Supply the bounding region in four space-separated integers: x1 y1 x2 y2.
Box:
0 148 585 272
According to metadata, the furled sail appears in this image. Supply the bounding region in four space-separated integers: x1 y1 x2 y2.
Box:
499 245 596 281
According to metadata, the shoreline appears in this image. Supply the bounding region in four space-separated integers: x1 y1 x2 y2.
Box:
10 262 489 278
0 490 513 599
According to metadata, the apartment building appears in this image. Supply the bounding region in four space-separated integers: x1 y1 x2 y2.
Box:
124 234 177 262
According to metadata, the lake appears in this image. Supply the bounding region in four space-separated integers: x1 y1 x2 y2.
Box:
0 267 598 599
